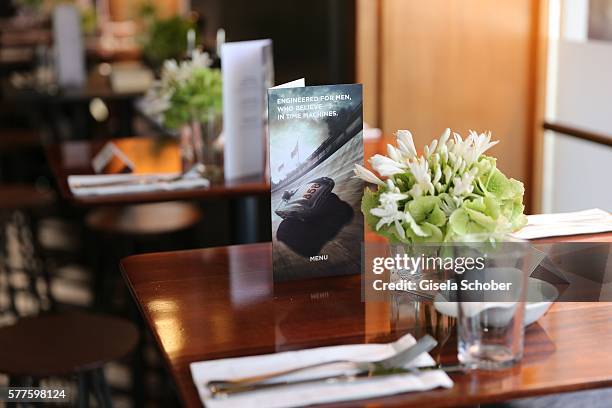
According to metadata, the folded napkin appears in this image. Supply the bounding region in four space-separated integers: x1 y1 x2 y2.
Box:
190 334 453 408
68 173 210 197
511 208 612 240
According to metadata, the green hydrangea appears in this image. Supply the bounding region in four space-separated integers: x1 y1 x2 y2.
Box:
355 129 527 243
163 68 222 129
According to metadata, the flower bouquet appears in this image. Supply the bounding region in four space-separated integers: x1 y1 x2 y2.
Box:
143 50 222 129
143 51 223 178
354 129 527 244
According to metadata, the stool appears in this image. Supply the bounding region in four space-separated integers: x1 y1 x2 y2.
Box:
0 184 139 407
85 201 203 238
0 313 138 407
84 201 203 309
84 201 202 405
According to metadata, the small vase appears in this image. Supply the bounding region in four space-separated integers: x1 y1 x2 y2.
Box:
180 111 224 182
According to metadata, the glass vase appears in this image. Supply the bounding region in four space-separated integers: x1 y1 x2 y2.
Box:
180 111 223 182
389 243 449 299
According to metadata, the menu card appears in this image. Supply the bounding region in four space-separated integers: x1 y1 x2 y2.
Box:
221 39 274 179
268 83 364 281
53 5 86 87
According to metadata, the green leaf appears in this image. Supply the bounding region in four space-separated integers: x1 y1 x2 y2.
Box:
361 187 381 232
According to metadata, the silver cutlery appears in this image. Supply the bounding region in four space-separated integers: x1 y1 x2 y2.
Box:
209 363 465 397
72 164 206 189
207 334 439 397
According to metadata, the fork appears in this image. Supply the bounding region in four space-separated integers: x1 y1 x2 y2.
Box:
206 334 437 395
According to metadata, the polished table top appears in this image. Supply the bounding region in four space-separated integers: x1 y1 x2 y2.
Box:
121 232 612 407
45 136 271 206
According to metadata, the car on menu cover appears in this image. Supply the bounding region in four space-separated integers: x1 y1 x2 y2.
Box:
275 177 335 221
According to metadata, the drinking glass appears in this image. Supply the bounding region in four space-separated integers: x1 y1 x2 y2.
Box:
454 235 530 370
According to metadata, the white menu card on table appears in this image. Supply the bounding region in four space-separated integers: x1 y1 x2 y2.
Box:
53 5 86 88
221 39 274 180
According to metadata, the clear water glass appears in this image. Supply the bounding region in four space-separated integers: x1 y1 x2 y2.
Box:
455 236 530 370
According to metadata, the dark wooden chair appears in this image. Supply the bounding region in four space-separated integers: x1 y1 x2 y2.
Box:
0 184 139 407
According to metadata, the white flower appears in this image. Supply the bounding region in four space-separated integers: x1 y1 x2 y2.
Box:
369 154 406 176
438 128 451 148
424 139 437 157
407 157 435 198
371 189 408 239
451 169 477 196
469 130 498 158
371 204 406 239
432 165 442 185
396 130 417 158
386 144 404 163
451 130 499 166
353 164 385 186
191 50 213 68
370 194 426 239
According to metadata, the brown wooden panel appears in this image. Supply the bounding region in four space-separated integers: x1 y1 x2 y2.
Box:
356 0 381 126
379 0 540 199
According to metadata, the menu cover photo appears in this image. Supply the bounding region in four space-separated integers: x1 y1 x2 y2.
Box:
268 83 364 281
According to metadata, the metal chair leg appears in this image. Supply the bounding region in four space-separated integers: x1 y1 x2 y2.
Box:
90 367 113 408
0 213 19 317
76 372 90 408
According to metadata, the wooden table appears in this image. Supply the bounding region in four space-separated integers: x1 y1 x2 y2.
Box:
45 136 271 243
121 232 612 407
2 69 146 137
45 136 270 207
45 136 384 241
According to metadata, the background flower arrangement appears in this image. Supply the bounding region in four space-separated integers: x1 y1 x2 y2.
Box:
143 50 222 129
355 129 527 243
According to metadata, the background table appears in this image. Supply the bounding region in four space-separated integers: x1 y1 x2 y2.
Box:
45 135 383 242
46 136 271 243
121 232 612 407
45 136 270 207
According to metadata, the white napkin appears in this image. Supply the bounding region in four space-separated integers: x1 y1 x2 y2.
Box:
190 334 453 408
68 173 210 197
511 208 612 240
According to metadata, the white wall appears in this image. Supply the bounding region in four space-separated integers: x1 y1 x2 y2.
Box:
544 0 612 212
